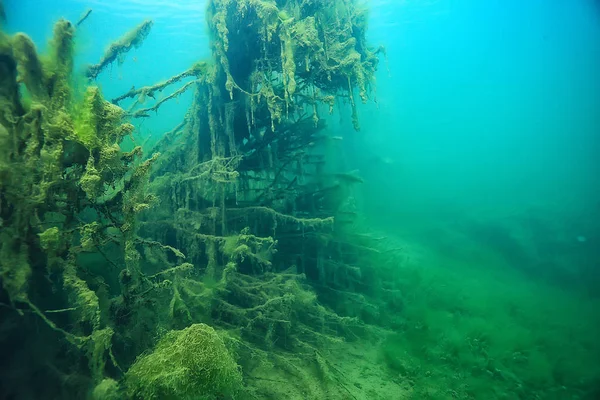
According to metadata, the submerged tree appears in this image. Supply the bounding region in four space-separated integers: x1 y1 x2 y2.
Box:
0 1 387 399
144 0 383 290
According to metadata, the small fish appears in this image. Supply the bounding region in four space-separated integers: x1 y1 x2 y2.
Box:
334 170 364 184
313 134 343 143
337 210 358 217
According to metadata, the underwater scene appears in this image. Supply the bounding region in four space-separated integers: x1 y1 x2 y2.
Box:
1 0 599 399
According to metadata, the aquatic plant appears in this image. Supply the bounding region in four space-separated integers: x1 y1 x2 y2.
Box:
0 16 165 397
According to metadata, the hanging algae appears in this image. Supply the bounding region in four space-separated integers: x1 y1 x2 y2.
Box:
143 0 384 313
134 2 386 396
206 0 383 130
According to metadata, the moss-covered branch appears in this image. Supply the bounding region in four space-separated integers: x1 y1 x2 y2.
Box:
112 61 210 104
86 19 153 79
129 79 199 118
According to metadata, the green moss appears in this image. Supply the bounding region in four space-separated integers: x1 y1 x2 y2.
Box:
91 379 121 400
80 158 103 199
280 30 296 101
38 227 61 252
63 263 101 330
0 235 31 303
88 328 116 381
79 221 101 252
169 285 192 329
125 323 243 400
45 19 75 110
12 33 46 100
72 86 102 148
0 123 8 171
12 19 74 109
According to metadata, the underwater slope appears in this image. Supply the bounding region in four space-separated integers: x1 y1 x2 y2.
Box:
372 228 600 399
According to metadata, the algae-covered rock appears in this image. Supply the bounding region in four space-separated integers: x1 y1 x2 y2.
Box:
125 323 242 400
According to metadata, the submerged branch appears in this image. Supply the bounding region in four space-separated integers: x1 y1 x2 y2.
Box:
76 8 92 27
130 80 199 118
228 207 334 227
86 19 154 79
148 263 193 279
26 301 88 347
112 62 209 105
135 238 186 259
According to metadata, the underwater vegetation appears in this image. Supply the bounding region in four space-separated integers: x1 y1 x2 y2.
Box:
0 1 385 398
1 0 599 399
124 324 243 400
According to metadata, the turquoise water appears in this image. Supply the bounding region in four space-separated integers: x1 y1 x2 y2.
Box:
360 0 600 294
360 0 600 227
7 0 600 211
1 0 599 398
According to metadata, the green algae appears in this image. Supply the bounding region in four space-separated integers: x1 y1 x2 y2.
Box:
91 378 120 400
125 324 242 400
0 16 162 398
